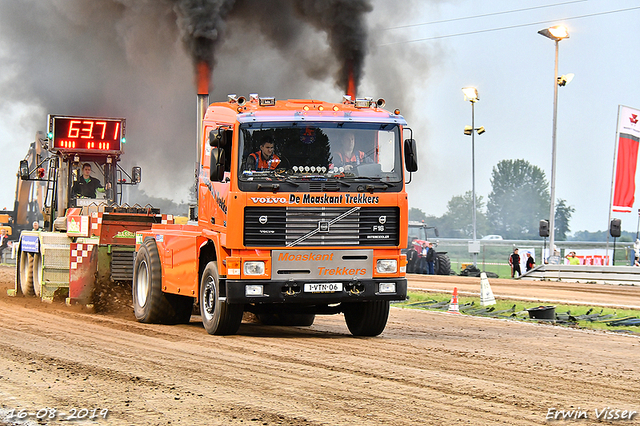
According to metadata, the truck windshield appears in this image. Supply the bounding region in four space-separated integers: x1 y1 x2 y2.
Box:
238 122 402 188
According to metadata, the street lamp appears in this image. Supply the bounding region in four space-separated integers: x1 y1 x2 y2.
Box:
462 86 485 267
538 25 569 263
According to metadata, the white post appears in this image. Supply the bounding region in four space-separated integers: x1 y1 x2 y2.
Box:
548 39 559 261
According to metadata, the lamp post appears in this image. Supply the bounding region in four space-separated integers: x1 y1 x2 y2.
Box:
538 25 569 263
462 87 485 267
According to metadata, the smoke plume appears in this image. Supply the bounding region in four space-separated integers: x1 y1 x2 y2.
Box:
0 0 430 206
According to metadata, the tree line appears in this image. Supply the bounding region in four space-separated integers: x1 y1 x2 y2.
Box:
411 159 576 240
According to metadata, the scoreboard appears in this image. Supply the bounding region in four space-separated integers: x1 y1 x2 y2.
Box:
48 115 125 154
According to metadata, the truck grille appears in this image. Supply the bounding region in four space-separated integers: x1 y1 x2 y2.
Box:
244 207 399 247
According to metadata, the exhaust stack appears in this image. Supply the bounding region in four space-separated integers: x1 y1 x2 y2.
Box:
346 62 356 99
194 62 210 220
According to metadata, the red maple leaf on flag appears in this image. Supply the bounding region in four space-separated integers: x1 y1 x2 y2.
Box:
630 114 638 124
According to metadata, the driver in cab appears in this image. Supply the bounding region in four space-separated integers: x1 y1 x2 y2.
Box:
72 163 110 198
333 132 371 172
246 137 281 171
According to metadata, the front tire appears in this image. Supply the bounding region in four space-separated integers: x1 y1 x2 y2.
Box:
19 251 34 296
200 262 243 335
343 300 390 337
33 253 43 297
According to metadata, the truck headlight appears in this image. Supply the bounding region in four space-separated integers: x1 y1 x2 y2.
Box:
376 259 397 273
379 282 396 293
245 285 264 296
243 261 265 275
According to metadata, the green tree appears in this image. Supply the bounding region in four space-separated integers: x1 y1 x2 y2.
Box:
440 191 488 238
554 198 575 240
409 207 428 222
487 159 550 239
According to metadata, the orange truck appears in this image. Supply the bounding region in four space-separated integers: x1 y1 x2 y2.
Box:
133 93 418 336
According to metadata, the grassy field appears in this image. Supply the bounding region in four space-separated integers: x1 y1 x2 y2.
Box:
393 291 640 335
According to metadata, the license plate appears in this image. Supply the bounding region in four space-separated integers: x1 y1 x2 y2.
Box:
304 283 343 293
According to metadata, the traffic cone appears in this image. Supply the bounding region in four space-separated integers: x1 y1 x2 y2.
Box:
447 287 461 314
480 272 496 307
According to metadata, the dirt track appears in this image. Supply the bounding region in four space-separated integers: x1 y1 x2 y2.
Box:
0 266 639 425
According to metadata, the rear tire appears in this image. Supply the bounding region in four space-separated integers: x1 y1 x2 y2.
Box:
33 253 43 297
200 262 243 335
133 238 189 324
19 251 34 296
343 300 390 336
435 253 452 275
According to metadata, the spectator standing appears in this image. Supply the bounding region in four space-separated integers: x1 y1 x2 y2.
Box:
509 248 521 278
0 229 8 251
419 242 428 274
525 252 535 272
566 251 580 265
406 241 418 273
426 242 436 275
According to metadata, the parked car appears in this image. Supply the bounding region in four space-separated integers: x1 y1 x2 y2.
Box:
481 235 503 240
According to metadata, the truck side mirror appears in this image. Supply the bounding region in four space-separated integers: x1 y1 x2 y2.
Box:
404 138 418 172
19 160 29 180
434 228 440 238
209 148 226 182
132 166 142 183
209 128 232 147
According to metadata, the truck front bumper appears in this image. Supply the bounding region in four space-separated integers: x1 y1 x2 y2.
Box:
225 278 407 304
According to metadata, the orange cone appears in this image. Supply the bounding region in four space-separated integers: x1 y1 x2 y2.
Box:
447 287 461 314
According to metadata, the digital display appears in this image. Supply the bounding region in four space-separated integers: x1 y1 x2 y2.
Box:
49 115 125 153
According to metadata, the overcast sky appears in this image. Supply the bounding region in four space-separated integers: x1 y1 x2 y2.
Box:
1 0 639 234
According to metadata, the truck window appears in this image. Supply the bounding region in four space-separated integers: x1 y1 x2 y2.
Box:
238 122 402 187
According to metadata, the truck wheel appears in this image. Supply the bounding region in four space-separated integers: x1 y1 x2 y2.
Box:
200 261 243 335
343 300 390 337
19 252 34 296
33 253 43 297
133 238 174 324
435 253 452 275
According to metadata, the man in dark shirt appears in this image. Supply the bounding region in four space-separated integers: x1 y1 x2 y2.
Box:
426 242 436 275
509 248 521 278
72 163 109 198
526 252 535 272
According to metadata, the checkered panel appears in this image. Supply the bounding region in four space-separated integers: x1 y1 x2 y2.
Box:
70 243 96 270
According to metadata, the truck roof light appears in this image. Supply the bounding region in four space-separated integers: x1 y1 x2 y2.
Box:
303 105 310 111
333 105 340 111
259 97 276 106
354 97 373 108
394 109 401 115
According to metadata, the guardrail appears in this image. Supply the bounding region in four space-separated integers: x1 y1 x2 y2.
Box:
521 264 640 285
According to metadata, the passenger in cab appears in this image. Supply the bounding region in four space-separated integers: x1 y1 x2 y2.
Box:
333 132 372 172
